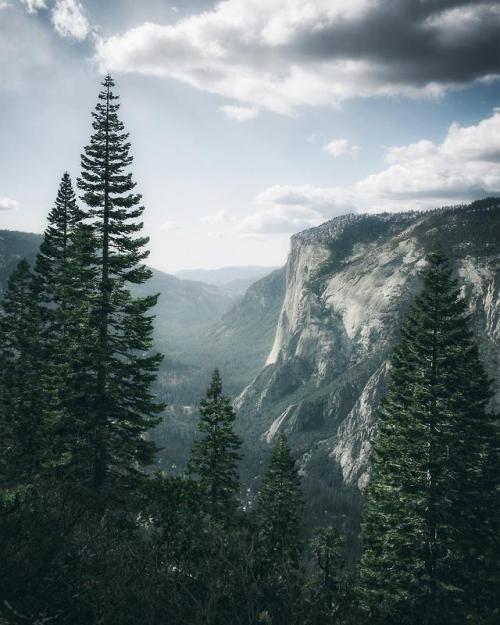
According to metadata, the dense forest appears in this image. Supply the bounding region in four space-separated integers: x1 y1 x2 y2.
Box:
0 77 499 625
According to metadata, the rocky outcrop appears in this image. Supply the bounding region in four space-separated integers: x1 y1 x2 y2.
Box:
237 200 500 513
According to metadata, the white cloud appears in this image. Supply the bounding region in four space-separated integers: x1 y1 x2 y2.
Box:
220 105 259 122
200 210 236 226
0 197 18 211
20 0 46 13
0 2 11 10
240 109 500 233
323 138 360 157
239 185 356 234
239 204 322 234
207 231 229 238
51 0 90 41
95 1 500 116
357 110 500 207
257 185 356 214
161 220 177 231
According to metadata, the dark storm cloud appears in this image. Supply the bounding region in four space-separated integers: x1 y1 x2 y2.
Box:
96 0 500 115
294 0 500 86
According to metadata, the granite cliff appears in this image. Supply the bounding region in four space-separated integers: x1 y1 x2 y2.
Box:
235 199 500 534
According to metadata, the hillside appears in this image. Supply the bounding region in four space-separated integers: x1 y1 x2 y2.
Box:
0 230 42 291
175 266 280 297
152 267 286 471
2 203 499 546
234 199 500 541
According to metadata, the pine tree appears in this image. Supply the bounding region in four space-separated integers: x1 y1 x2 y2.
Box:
51 222 102 488
254 434 304 625
305 527 352 625
32 173 98 484
35 171 83 306
188 368 242 523
77 74 163 496
0 261 51 499
359 250 500 625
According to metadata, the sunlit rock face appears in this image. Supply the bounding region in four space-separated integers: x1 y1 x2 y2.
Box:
237 200 500 514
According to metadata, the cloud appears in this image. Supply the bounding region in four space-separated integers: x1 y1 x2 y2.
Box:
323 138 360 157
200 210 236 226
220 105 259 122
356 109 500 207
51 0 90 41
0 197 18 211
240 109 500 233
239 184 356 234
207 231 230 238
95 1 500 116
20 0 46 13
160 220 177 231
257 185 356 214
239 205 322 234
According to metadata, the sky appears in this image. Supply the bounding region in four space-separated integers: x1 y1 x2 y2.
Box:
1 0 500 272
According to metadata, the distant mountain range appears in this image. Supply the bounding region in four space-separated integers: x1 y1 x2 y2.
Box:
0 230 283 472
3 200 499 544
175 265 279 296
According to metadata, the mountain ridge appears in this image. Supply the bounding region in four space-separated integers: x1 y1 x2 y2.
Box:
234 199 500 537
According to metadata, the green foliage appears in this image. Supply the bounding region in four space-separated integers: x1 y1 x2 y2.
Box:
35 171 84 305
305 527 356 625
0 76 167 625
359 250 500 624
188 368 243 524
1 75 499 625
77 74 164 496
0 260 54 497
254 434 304 625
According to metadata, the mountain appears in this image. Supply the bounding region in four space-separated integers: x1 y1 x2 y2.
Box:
152 267 286 471
0 230 236 333
175 265 279 296
138 271 235 338
2 204 499 546
0 230 42 292
233 199 500 542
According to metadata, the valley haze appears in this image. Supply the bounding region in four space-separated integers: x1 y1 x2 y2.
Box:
1 1 500 621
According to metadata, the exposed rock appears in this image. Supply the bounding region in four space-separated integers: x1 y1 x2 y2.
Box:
237 200 500 519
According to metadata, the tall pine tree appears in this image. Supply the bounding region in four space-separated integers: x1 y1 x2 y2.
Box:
188 368 242 524
33 173 97 483
254 434 304 625
77 75 163 497
0 261 51 499
359 250 500 625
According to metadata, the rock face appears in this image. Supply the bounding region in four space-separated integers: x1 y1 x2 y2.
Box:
236 200 500 528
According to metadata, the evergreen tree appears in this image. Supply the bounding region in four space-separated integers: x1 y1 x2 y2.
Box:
0 260 51 498
254 434 304 625
51 222 102 488
77 74 163 496
188 368 242 524
35 171 83 306
359 250 500 625
33 174 99 485
305 527 350 625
